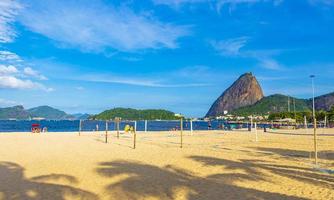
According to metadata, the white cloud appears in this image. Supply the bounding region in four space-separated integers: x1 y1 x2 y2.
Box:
0 0 22 43
29 60 213 88
0 98 18 106
216 0 262 12
257 57 282 70
0 70 53 91
257 75 289 81
76 73 209 88
153 0 207 7
18 0 189 52
0 50 23 62
210 37 248 56
0 75 52 91
245 49 284 70
153 0 283 11
154 0 334 10
0 51 51 91
210 37 284 70
0 64 18 74
75 86 85 90
23 67 47 80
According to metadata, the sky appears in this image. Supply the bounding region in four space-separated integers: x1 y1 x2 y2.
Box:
0 0 334 117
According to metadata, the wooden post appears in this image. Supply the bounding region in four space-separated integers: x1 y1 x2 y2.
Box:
314 118 318 165
293 98 297 128
264 122 267 132
324 115 327 128
190 119 193 135
180 118 183 148
145 120 147 133
133 121 137 149
250 116 253 131
105 120 108 143
79 120 82 136
255 122 258 142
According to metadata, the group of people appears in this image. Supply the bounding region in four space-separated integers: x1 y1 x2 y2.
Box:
94 124 135 133
124 124 135 133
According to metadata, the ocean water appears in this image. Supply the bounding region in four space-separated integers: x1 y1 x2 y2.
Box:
0 120 249 132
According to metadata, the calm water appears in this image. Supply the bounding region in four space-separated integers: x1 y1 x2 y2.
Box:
0 120 250 132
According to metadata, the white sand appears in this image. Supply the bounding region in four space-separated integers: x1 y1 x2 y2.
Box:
0 129 333 200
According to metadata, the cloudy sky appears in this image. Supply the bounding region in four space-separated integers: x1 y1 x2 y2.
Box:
0 0 333 117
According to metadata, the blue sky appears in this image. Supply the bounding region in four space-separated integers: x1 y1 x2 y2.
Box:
0 0 334 117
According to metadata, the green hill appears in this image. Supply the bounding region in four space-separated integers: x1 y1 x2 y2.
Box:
0 105 30 120
230 94 311 116
91 108 181 120
308 92 334 111
28 106 73 119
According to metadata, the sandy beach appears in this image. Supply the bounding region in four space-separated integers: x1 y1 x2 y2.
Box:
0 129 333 200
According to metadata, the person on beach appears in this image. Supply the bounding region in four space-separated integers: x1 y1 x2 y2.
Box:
96 124 99 132
124 124 130 133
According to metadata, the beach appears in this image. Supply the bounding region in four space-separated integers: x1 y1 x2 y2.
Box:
0 129 333 200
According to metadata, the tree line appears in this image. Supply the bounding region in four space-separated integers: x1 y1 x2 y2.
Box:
90 108 182 120
268 106 334 123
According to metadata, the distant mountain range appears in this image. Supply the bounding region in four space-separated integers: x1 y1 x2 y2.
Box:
2 74 333 120
28 106 72 120
0 106 30 120
72 113 91 120
311 92 334 111
0 105 90 120
0 105 179 120
206 73 334 117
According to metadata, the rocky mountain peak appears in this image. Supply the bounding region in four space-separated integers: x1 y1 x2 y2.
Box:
205 73 264 117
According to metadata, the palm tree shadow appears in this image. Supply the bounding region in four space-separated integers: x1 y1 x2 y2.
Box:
0 162 98 200
191 156 334 188
253 147 334 161
266 131 334 137
96 159 305 200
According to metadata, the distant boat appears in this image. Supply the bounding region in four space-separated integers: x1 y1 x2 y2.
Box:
203 118 210 122
32 117 45 121
8 118 17 121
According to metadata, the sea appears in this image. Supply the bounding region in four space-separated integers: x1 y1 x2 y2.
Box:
0 120 250 132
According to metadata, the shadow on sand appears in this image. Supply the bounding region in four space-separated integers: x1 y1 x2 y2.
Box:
0 162 98 200
267 130 334 137
96 156 309 200
190 156 334 187
253 147 334 161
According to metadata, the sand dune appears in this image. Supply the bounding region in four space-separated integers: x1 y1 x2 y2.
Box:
0 129 333 200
